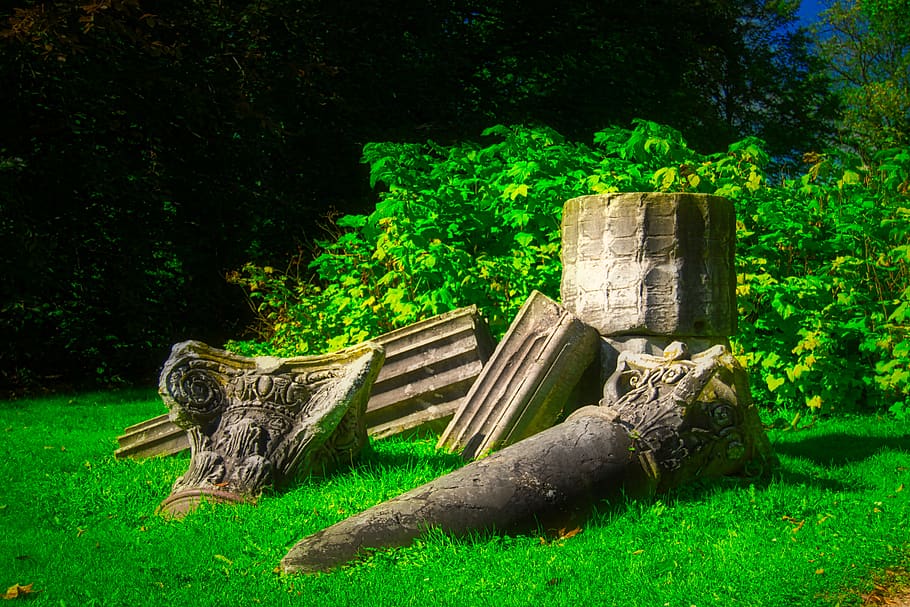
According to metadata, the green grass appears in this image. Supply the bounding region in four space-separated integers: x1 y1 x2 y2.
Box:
2 391 909 606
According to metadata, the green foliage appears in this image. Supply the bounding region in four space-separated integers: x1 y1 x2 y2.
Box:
734 146 910 413
0 0 836 391
229 121 763 356
234 121 910 415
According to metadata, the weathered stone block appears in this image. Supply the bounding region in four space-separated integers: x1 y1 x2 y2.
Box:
560 192 736 336
365 305 495 439
437 290 599 459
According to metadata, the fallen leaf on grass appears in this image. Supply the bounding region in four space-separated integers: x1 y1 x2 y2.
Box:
557 527 582 540
538 526 582 545
782 515 805 533
3 583 36 600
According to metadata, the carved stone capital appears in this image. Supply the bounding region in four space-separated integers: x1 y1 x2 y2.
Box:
157 340 384 517
595 341 772 491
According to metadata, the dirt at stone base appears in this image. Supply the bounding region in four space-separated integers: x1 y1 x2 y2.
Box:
863 594 910 606
861 568 910 606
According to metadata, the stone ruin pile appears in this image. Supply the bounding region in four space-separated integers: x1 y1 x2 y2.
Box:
117 192 773 572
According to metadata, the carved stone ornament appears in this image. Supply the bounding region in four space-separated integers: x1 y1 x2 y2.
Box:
597 340 772 492
157 340 385 517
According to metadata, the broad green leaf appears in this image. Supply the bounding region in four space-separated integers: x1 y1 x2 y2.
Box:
766 375 786 392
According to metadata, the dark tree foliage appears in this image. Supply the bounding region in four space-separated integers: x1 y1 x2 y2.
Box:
0 0 831 393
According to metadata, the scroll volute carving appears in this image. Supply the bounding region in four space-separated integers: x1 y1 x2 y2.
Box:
598 342 773 492
157 340 384 517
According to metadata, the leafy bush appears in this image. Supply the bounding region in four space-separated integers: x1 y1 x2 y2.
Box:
229 122 910 415
735 146 910 415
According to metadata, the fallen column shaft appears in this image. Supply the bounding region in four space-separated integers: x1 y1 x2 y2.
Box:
281 343 772 574
281 407 649 574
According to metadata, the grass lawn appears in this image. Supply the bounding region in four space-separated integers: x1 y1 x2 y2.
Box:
1 390 909 606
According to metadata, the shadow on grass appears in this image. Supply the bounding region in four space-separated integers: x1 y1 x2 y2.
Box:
290 439 466 488
355 441 465 472
772 433 910 466
771 469 858 492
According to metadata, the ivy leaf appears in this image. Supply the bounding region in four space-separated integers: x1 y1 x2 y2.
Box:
503 183 529 200
766 375 786 392
336 214 367 229
514 232 535 247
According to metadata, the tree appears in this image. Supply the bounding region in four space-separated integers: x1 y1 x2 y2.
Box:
815 0 910 154
0 0 836 392
673 0 838 161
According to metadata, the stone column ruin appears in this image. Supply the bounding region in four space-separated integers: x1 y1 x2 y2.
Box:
280 192 773 573
561 191 736 338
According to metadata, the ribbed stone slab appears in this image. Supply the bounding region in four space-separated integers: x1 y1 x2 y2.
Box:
116 307 494 458
115 414 188 459
437 290 599 459
560 192 736 337
366 305 495 438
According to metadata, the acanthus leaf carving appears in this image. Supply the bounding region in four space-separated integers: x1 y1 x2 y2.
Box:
157 340 384 517
601 341 772 491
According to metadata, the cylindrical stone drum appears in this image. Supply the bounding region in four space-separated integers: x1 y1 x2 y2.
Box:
560 192 736 337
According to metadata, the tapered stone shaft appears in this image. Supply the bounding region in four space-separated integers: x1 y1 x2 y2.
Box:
437 291 599 459
282 343 772 574
281 406 648 574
